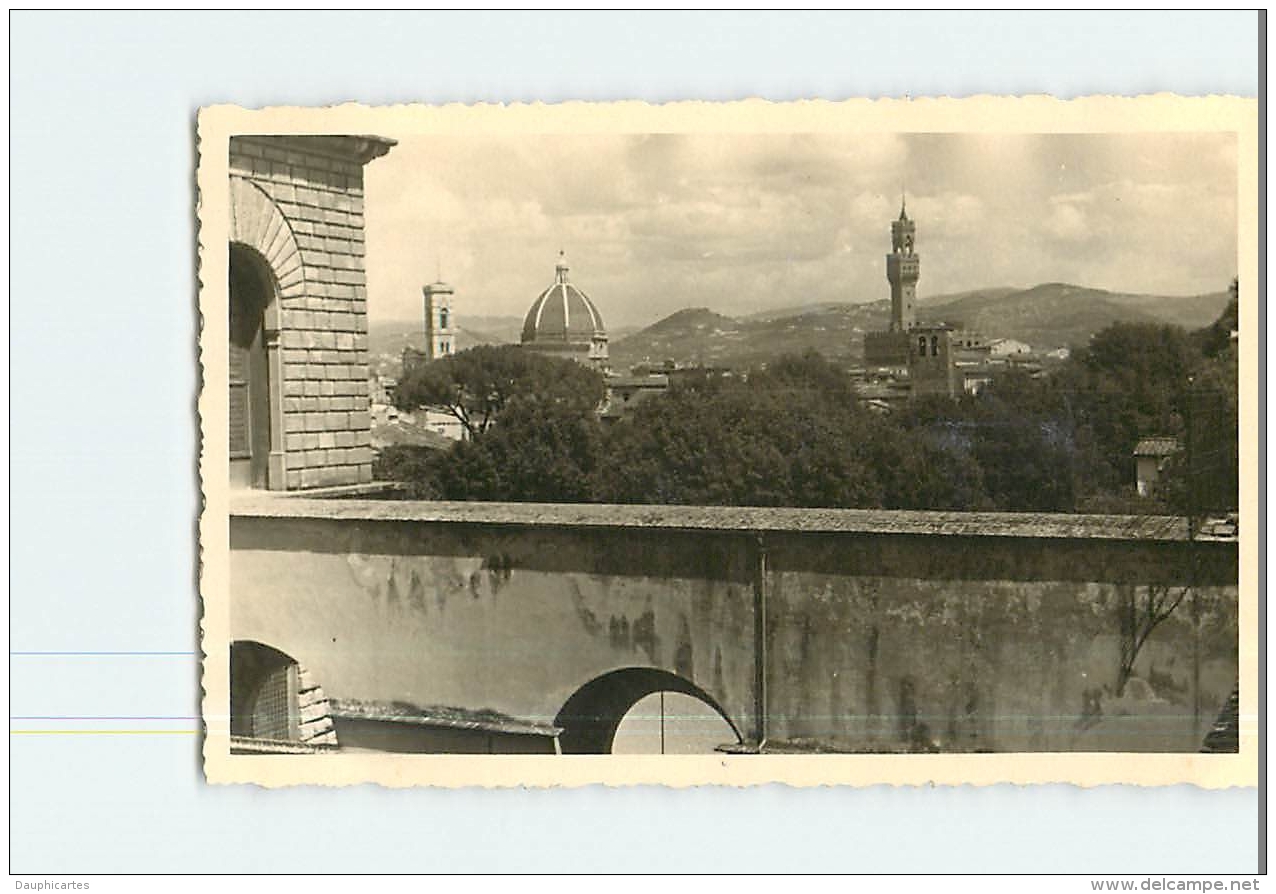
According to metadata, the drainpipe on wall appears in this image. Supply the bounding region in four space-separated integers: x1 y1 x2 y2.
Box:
1184 388 1201 738
752 533 769 752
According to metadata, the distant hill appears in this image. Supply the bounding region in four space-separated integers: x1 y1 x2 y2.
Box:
741 288 1020 325
609 283 1232 372
371 283 1232 375
610 303 888 371
1098 288 1235 330
608 307 750 369
923 283 1230 351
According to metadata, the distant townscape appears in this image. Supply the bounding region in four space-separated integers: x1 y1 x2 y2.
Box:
373 201 1238 517
368 282 1230 379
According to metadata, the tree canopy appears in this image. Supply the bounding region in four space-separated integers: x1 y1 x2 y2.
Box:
377 304 1238 515
435 398 602 503
394 344 606 439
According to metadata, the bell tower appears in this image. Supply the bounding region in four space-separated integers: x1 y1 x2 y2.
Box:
423 279 456 361
886 195 919 332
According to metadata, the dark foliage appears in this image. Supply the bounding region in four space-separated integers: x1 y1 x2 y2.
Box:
373 445 444 499
437 399 602 502
379 302 1238 514
394 344 606 439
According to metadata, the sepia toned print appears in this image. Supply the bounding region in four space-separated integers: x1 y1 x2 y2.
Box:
199 97 1258 787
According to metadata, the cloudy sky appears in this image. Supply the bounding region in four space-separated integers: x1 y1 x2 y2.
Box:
363 132 1237 329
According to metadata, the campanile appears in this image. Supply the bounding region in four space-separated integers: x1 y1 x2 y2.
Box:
886 197 919 333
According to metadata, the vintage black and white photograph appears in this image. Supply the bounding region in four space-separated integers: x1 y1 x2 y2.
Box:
199 99 1254 785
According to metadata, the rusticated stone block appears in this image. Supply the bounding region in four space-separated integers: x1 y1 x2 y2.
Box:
229 134 386 492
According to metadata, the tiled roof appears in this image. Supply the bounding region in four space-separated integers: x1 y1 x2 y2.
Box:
370 417 453 450
1195 514 1239 541
230 494 1216 542
330 699 560 737
229 736 337 754
1134 437 1180 457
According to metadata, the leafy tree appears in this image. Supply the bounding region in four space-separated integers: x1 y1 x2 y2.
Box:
1165 341 1238 515
596 353 886 508
373 445 445 499
1046 309 1237 512
1056 323 1202 485
595 385 786 505
1193 278 1238 359
394 344 606 439
437 398 603 502
894 383 1063 511
761 349 859 398
879 424 990 511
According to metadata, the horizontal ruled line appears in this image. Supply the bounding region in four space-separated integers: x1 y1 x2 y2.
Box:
10 651 197 656
11 730 198 736
11 716 201 721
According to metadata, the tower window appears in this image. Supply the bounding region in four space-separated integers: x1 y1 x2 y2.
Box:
440 309 449 330
918 336 927 356
930 335 939 357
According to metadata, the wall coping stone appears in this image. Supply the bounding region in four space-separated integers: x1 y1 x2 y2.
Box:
228 492 1236 543
232 134 396 165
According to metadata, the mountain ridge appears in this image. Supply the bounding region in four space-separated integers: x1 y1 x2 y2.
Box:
369 282 1232 374
608 283 1231 371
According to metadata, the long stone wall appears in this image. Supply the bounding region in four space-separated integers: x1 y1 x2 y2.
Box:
228 498 1238 753
760 530 1236 752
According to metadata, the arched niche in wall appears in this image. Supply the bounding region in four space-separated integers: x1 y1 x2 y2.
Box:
554 666 742 754
227 178 302 490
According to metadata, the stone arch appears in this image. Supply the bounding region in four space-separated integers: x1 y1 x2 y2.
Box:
228 178 301 490
229 177 304 319
229 639 338 751
554 667 742 754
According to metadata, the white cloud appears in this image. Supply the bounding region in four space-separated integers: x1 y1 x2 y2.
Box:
362 132 1238 327
1045 198 1091 243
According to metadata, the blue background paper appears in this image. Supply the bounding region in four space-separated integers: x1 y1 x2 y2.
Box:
9 10 1261 873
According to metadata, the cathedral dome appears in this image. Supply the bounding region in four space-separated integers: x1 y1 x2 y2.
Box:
521 253 608 369
522 253 606 343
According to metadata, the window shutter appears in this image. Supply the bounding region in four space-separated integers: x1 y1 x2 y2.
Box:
229 341 251 458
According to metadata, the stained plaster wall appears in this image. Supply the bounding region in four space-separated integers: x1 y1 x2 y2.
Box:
229 513 1237 753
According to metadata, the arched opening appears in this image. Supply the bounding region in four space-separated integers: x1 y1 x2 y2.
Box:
230 640 298 740
229 640 337 751
612 691 741 754
228 243 276 489
554 667 741 754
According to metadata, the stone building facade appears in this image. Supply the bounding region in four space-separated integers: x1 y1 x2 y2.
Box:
227 135 394 490
909 324 959 398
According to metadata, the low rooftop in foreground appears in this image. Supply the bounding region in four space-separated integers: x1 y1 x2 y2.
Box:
329 699 561 738
228 492 1237 543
